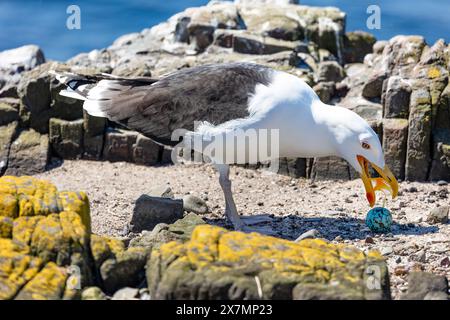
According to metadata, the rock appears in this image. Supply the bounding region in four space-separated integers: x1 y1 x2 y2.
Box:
129 213 205 250
112 287 139 300
362 71 386 99
294 229 320 242
311 156 351 180
316 61 345 83
129 195 184 233
426 206 449 224
405 87 432 181
112 59 153 77
214 30 299 55
277 157 307 178
0 176 91 300
83 112 106 160
343 31 376 64
0 45 45 86
173 2 243 52
236 0 299 5
382 119 409 180
237 4 304 41
132 134 161 166
90 234 125 270
382 76 411 119
14 262 69 300
401 272 448 300
147 225 390 300
100 247 147 293
423 291 449 300
0 122 18 175
102 128 138 162
183 195 209 214
148 185 174 198
18 62 83 134
313 81 335 103
4 129 49 176
437 180 448 186
83 135 104 161
0 216 13 238
0 99 20 126
81 287 107 300
49 118 84 159
380 246 393 256
340 96 383 123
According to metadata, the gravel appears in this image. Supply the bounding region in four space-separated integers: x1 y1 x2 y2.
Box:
35 160 450 299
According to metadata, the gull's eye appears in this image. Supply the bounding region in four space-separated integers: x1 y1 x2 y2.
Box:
362 142 371 150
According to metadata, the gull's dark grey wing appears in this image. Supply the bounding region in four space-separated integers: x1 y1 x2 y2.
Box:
53 63 273 146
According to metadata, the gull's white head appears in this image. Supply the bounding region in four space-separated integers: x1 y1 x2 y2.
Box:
327 106 398 207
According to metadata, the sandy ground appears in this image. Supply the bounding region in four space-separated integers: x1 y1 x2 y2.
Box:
35 160 449 299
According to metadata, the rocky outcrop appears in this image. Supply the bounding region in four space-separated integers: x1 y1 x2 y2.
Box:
147 224 390 300
0 176 90 299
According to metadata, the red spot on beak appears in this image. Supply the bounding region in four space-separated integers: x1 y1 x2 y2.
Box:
366 192 375 207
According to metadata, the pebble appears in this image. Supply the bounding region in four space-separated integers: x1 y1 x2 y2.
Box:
426 206 449 224
295 229 320 242
440 257 450 267
408 186 418 192
112 287 139 300
183 194 210 214
380 246 394 256
394 265 408 276
334 235 343 242
364 236 375 244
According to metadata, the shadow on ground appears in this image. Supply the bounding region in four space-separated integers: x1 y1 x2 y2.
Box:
205 213 439 241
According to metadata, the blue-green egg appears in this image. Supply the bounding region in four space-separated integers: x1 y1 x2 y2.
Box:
366 207 393 233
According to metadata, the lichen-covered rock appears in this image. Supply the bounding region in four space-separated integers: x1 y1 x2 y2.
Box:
130 195 184 233
382 76 412 119
4 129 49 176
343 31 376 64
147 225 390 300
406 86 432 181
0 98 20 126
383 119 409 180
214 30 299 55
49 118 84 159
90 234 125 270
0 176 92 300
129 213 206 250
100 247 147 293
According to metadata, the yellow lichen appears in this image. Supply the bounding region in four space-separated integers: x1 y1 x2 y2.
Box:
0 177 94 300
428 67 441 79
156 225 385 286
14 262 68 300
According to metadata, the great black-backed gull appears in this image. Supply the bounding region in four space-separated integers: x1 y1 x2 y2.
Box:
51 63 398 230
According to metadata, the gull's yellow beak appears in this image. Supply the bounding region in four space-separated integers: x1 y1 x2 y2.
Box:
357 155 399 207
